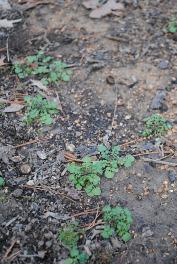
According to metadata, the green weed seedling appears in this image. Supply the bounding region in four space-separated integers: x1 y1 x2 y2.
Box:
68 156 102 197
24 95 58 125
0 177 5 188
167 17 177 33
59 222 80 249
63 248 89 264
101 205 133 242
67 145 135 197
142 114 172 137
14 51 72 85
59 223 89 264
98 144 135 178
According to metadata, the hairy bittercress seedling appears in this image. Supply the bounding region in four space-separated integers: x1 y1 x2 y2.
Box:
14 51 72 85
67 145 135 197
24 95 58 125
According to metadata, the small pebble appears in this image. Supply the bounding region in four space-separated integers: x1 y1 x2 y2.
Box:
106 75 115 85
12 189 23 198
20 164 31 175
168 171 176 183
158 60 169 70
65 143 75 152
37 150 47 160
45 240 52 248
125 115 131 120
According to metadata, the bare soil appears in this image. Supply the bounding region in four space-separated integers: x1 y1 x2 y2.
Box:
0 0 177 263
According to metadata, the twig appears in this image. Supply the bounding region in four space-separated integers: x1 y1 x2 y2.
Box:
84 220 105 230
22 184 76 203
71 209 99 218
110 85 118 132
120 137 146 148
6 36 10 62
142 158 177 167
133 151 172 158
2 239 17 261
14 136 51 148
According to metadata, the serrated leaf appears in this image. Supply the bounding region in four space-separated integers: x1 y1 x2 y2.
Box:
122 232 132 242
0 177 5 187
104 168 115 179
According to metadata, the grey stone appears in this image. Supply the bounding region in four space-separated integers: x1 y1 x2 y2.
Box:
12 189 23 198
0 0 11 10
110 237 122 249
168 171 176 183
158 60 169 70
20 164 31 174
150 90 166 110
45 240 52 248
37 150 47 160
142 226 153 237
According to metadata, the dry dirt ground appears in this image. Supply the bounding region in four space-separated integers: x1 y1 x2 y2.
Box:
0 0 177 263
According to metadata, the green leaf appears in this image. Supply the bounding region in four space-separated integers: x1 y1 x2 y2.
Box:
98 144 107 153
78 252 89 263
27 55 37 64
64 258 76 264
50 72 58 82
0 177 5 187
62 72 70 82
70 248 79 258
122 232 132 242
101 225 114 239
104 168 115 179
123 155 135 168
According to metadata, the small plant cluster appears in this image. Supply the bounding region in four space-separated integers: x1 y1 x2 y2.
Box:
167 17 177 33
101 205 133 242
59 223 89 264
24 95 58 125
58 205 133 263
142 114 171 137
67 144 135 197
14 51 72 85
0 176 5 188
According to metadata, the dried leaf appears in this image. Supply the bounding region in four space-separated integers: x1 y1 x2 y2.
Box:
0 18 21 28
3 103 24 113
43 211 70 220
83 0 124 19
31 79 49 93
0 56 7 67
83 0 100 9
17 0 54 11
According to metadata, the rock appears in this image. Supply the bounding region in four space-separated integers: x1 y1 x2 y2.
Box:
150 90 166 110
26 180 35 186
110 237 122 249
125 114 131 120
37 150 47 160
38 240 44 248
31 202 39 211
0 0 11 10
12 189 23 198
142 226 153 237
20 164 31 175
44 232 53 240
25 223 32 232
38 251 46 259
158 60 169 70
65 143 75 152
106 75 115 85
45 240 52 248
168 171 176 183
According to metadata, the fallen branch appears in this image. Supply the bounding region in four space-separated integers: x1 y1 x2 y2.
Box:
22 184 76 203
142 158 177 167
